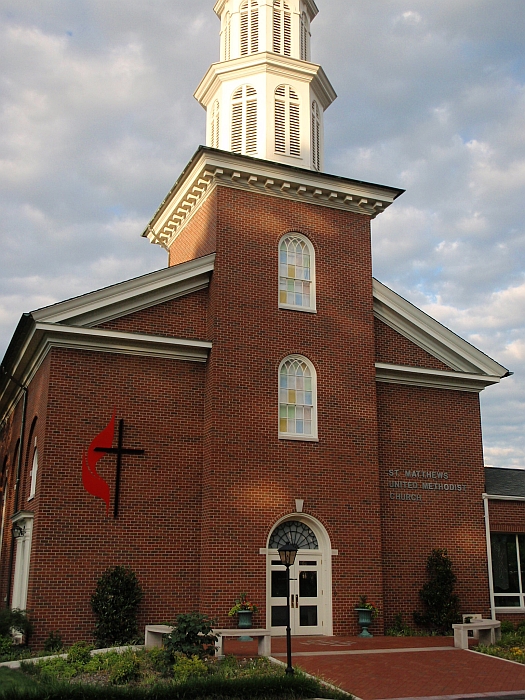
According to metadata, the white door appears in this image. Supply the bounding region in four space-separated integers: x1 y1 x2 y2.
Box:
269 553 324 635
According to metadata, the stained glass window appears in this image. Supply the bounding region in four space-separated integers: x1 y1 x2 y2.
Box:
279 356 316 438
279 235 315 310
269 520 319 550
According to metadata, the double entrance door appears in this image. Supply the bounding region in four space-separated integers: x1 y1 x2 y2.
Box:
269 553 323 635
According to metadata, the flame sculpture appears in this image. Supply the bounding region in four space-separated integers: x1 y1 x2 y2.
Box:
82 413 115 516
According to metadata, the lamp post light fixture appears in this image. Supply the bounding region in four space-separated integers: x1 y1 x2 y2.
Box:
278 542 298 675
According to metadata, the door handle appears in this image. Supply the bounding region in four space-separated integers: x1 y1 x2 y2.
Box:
290 595 294 608
295 594 299 607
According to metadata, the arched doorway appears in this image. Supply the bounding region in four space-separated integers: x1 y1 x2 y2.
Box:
266 515 332 636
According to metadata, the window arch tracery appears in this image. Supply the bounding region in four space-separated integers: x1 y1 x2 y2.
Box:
279 234 315 311
231 85 258 155
269 520 319 550
275 85 300 158
240 0 259 56
279 355 317 439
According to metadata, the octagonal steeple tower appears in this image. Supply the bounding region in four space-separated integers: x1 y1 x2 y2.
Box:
195 0 336 171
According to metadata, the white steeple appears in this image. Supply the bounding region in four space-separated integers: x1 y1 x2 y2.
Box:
194 0 336 172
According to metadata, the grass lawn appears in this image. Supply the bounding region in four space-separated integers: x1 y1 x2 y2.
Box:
0 667 40 692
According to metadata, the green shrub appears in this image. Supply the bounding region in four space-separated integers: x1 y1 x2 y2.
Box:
501 620 516 634
173 654 208 682
386 613 415 636
67 641 94 666
43 630 64 653
0 608 32 638
0 635 14 658
164 612 218 661
109 651 142 685
90 566 143 648
414 548 461 634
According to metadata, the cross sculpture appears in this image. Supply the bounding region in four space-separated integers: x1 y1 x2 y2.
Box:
94 419 145 518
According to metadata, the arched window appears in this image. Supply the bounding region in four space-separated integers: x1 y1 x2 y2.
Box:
279 355 317 439
275 85 300 157
279 234 315 311
223 12 231 60
269 520 319 549
240 0 259 56
311 101 321 171
211 100 220 149
273 0 291 56
300 12 310 61
231 85 258 155
28 439 38 500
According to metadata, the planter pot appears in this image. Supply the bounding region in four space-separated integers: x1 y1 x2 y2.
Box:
237 610 253 641
355 607 373 637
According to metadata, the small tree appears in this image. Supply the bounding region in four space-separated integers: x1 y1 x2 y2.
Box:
0 608 32 638
164 612 217 661
414 548 461 634
90 566 143 648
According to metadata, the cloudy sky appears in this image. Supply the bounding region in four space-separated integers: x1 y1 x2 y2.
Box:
0 0 523 468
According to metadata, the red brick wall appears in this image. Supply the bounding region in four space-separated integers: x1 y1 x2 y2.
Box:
0 354 51 610
168 192 217 266
193 186 383 635
96 288 209 340
23 347 206 647
377 382 490 629
374 318 450 371
489 500 525 533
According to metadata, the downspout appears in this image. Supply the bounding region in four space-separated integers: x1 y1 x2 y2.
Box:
482 494 496 620
0 366 28 608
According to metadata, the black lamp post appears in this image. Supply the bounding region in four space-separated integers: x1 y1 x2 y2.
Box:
278 542 298 675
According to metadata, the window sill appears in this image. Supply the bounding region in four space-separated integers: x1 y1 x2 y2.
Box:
279 304 317 314
27 495 34 502
495 606 525 612
279 434 319 442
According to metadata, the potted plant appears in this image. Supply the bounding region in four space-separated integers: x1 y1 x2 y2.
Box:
228 593 258 629
355 595 379 637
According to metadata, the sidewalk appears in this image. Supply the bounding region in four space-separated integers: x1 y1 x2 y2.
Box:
222 635 525 700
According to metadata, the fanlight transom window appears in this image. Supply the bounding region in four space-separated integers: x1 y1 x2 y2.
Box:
279 235 315 310
279 356 316 438
231 85 258 155
240 0 259 56
275 85 300 158
273 0 291 56
269 520 319 550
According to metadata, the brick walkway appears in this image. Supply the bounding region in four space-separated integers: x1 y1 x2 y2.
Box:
222 635 525 700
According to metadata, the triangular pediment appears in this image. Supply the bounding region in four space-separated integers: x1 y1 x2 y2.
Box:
32 254 215 328
373 278 508 379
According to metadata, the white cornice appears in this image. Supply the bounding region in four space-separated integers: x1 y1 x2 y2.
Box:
194 53 336 110
31 255 215 328
373 279 508 378
375 363 502 393
143 148 403 250
0 324 212 421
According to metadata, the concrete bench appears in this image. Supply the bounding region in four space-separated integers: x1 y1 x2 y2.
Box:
144 625 174 648
452 619 501 649
213 628 271 657
145 625 271 658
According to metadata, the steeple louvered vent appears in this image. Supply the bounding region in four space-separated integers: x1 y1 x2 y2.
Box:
241 0 259 56
232 85 258 155
275 85 300 157
273 0 291 56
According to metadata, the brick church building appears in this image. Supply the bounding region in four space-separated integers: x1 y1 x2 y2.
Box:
0 0 522 648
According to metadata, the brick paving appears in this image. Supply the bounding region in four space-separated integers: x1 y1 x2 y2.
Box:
222 636 525 700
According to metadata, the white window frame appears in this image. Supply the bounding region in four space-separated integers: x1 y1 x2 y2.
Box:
28 439 38 501
273 0 292 56
231 85 258 155
278 355 318 442
275 85 301 159
240 0 259 56
491 532 525 611
278 233 316 313
11 512 34 612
